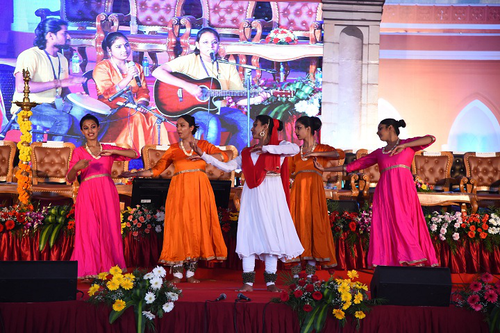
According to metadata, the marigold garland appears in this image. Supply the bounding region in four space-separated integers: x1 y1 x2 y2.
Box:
15 109 33 205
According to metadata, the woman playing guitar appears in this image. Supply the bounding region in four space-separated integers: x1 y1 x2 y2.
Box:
152 27 251 150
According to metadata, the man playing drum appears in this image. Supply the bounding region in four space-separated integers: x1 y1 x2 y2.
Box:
11 18 85 143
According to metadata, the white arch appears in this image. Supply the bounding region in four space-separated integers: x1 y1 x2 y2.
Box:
446 100 500 153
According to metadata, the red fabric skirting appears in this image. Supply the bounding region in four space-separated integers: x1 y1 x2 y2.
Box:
0 301 488 333
2 231 500 274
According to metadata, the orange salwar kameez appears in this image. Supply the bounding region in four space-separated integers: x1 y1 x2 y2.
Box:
151 140 228 265
289 144 337 268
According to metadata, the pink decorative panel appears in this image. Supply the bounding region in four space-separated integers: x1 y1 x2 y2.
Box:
136 0 178 27
276 2 321 32
206 0 250 30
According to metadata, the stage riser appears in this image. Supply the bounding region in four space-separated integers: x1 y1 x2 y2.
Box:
0 261 77 302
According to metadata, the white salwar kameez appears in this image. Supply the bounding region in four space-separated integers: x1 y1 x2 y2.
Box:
201 141 304 262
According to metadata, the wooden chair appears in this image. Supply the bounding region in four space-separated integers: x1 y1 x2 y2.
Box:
464 152 500 208
109 0 186 69
101 142 132 198
240 1 323 81
411 151 456 192
35 0 118 71
355 149 380 203
0 141 18 204
179 0 258 78
30 142 77 203
141 144 236 181
322 149 360 201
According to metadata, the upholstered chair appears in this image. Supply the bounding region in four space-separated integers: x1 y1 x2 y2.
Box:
109 0 186 69
0 141 18 204
30 142 77 203
141 144 236 181
464 152 500 208
355 149 380 203
35 0 118 71
411 151 455 192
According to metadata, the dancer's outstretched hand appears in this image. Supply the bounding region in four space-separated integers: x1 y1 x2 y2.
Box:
313 158 325 171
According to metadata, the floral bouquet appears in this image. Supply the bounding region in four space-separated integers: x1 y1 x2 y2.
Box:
265 27 298 45
87 265 182 333
275 270 378 332
452 272 500 333
218 207 239 237
0 204 46 234
415 177 434 192
426 211 463 251
122 205 164 239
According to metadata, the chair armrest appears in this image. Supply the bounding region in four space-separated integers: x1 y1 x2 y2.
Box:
251 19 274 42
35 8 60 21
178 16 203 54
343 173 360 197
310 20 323 44
355 173 371 198
238 18 254 42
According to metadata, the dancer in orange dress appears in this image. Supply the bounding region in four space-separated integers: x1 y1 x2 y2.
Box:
122 115 227 283
289 116 339 278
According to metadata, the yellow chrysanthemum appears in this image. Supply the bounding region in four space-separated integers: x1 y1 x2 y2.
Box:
88 284 100 296
342 301 352 310
112 299 126 312
338 283 350 294
355 311 366 319
107 279 120 291
124 273 136 281
112 274 124 284
109 266 123 276
341 292 352 302
333 309 345 320
354 292 363 304
355 281 368 291
347 270 359 279
121 279 134 290
98 272 109 280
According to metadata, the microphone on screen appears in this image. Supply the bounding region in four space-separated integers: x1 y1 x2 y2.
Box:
128 61 142 87
237 293 251 302
214 293 227 302
209 50 217 63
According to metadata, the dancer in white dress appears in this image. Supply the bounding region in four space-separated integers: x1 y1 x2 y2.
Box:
191 115 304 292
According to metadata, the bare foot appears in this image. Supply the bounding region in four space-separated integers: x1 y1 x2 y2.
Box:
187 276 200 283
171 277 182 284
267 284 281 293
237 284 253 292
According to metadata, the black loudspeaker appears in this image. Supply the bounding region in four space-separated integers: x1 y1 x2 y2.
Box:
370 266 452 307
0 261 77 302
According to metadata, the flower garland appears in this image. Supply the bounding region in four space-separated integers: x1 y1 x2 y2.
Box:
15 108 33 206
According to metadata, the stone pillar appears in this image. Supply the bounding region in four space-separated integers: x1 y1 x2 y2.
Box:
321 0 385 151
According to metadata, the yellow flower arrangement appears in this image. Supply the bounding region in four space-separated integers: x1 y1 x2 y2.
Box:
88 265 182 333
274 270 381 332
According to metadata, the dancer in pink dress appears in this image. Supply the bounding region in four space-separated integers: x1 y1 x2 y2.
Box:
67 114 138 278
314 118 438 267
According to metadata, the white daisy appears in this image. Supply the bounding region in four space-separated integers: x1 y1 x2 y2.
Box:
145 292 156 304
163 302 174 313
